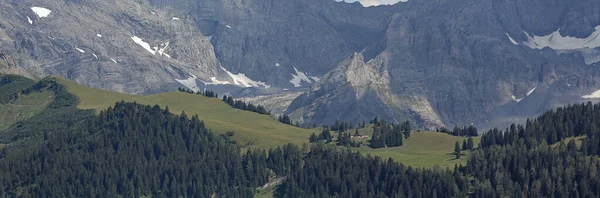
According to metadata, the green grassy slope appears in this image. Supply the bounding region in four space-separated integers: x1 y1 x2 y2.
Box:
354 131 480 168
53 77 319 149
55 76 481 168
0 75 52 131
0 74 36 102
0 91 53 131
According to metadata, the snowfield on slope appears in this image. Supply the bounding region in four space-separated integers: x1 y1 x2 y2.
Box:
31 7 51 18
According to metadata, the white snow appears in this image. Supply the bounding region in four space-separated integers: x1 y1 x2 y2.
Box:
156 42 171 57
310 76 320 82
511 87 537 102
131 36 155 54
131 36 171 57
583 90 600 99
75 47 85 53
290 67 313 87
275 63 280 67
27 16 33 24
506 33 518 45
110 58 118 63
515 27 600 65
523 26 600 50
221 66 270 88
172 17 180 20
31 7 51 18
526 87 537 96
205 77 231 85
334 0 407 7
96 34 102 38
92 53 98 59
226 25 232 29
511 95 523 103
176 76 200 92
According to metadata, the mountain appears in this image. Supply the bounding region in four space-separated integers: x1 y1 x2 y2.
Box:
3 0 600 129
287 0 600 129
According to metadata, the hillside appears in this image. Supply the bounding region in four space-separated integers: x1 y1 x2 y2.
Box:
2 75 600 197
0 75 480 168
0 75 51 131
53 76 318 149
56 76 487 167
355 131 480 168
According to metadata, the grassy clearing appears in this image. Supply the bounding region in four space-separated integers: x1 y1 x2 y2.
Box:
53 77 319 149
552 136 586 149
353 131 481 168
0 91 53 131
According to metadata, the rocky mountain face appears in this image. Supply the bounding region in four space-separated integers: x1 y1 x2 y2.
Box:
2 0 600 129
287 0 600 129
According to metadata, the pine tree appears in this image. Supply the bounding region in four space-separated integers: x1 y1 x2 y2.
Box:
467 137 474 150
454 141 461 159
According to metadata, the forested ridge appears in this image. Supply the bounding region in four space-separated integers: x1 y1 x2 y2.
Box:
1 75 600 197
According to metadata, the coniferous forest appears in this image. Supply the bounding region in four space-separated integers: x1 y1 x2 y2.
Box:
1 76 600 197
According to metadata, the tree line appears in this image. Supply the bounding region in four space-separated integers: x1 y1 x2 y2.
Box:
177 87 270 115
436 125 478 137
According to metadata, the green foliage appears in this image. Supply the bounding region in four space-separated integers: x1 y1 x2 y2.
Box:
0 74 35 103
275 145 467 197
454 141 461 159
370 120 407 148
53 76 319 149
0 101 275 197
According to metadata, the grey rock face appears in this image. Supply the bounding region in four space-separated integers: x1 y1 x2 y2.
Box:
3 0 600 129
287 0 600 129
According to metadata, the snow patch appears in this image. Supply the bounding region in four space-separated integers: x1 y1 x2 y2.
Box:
583 90 600 99
176 76 200 92
172 17 180 20
75 47 85 53
290 67 313 87
221 66 270 88
226 25 232 29
334 0 407 7
31 7 51 18
275 63 280 67
92 53 98 59
526 87 537 96
517 27 600 65
27 16 33 24
131 36 171 57
96 34 102 38
511 87 537 102
205 77 231 85
523 26 600 50
506 33 518 45
110 58 117 63
310 76 320 82
511 95 523 103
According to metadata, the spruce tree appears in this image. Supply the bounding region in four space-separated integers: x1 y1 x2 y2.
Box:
467 137 474 150
454 141 461 159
